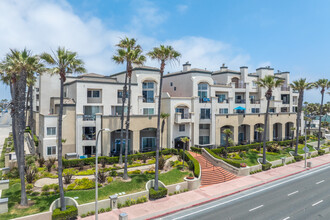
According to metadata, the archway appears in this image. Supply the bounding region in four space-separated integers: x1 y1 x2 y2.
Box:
140 128 157 152
110 129 133 156
254 123 264 142
285 122 294 140
174 136 189 150
273 123 282 141
220 125 234 146
238 124 250 145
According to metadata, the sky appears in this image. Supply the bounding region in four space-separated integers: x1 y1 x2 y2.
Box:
0 0 329 102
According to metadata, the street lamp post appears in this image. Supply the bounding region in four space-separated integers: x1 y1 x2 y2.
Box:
95 128 111 220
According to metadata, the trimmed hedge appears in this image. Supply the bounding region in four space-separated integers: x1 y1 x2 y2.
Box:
185 152 200 177
262 163 272 171
204 148 241 168
190 147 202 154
63 149 179 168
149 187 168 200
52 205 78 220
294 155 303 162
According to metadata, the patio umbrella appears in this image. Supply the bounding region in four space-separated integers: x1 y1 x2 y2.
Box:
234 106 246 111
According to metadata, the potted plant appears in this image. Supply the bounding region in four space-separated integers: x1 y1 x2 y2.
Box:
240 163 247 168
186 173 194 180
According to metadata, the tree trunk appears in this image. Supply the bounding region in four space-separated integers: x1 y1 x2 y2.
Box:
263 98 271 164
58 77 66 211
17 70 28 206
294 91 304 155
317 91 324 150
123 71 132 180
119 71 128 164
154 62 165 191
25 86 30 126
28 84 34 134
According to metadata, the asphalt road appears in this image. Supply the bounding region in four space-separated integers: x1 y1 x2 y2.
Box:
161 164 330 220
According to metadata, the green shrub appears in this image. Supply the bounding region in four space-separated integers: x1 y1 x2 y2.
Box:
158 156 166 170
294 155 303 161
98 208 105 213
205 148 241 168
272 163 284 168
318 149 325 155
67 178 95 190
128 170 141 175
106 207 111 212
107 177 113 183
250 169 262 175
149 187 168 200
52 205 78 220
262 163 272 171
110 170 118 177
185 152 200 177
81 214 87 218
26 184 33 190
42 184 50 192
190 147 202 154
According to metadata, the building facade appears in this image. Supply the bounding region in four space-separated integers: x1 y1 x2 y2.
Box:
32 63 303 158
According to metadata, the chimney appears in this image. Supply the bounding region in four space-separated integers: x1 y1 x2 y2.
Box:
183 61 191 72
220 63 228 72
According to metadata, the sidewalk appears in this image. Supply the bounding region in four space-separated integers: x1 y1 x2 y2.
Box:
80 152 330 220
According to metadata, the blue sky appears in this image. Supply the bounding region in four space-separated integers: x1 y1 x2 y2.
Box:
0 0 329 102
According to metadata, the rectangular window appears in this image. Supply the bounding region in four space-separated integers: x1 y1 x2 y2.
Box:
219 108 228 114
36 94 39 100
83 146 96 155
252 108 260 113
87 90 101 98
270 108 276 113
47 127 56 136
216 94 226 103
199 124 210 129
281 94 290 104
252 81 257 87
179 124 185 132
143 108 154 115
47 146 56 155
142 137 156 152
170 82 173 86
198 83 208 103
199 136 210 145
200 108 211 119
117 90 129 99
83 127 96 140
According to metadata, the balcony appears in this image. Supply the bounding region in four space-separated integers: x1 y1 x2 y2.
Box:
281 86 290 91
235 99 246 104
250 99 260 104
83 115 96 121
235 83 246 89
218 99 229 104
82 134 96 140
174 112 194 124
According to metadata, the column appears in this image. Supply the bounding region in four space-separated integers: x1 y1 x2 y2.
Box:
249 125 255 143
76 113 83 156
133 130 140 153
233 126 239 145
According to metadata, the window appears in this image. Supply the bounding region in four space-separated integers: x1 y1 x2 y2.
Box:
200 108 211 119
36 88 39 92
117 90 129 99
84 106 102 115
252 81 257 87
270 108 276 113
199 124 210 129
216 94 226 103
47 127 56 136
252 108 260 113
114 106 127 116
36 94 39 100
179 124 185 132
292 106 297 112
199 136 210 145
143 108 154 115
114 139 131 154
198 83 208 103
170 82 173 86
235 94 245 103
83 146 96 155
219 108 228 114
36 106 39 111
87 90 100 98
47 146 56 155
83 127 96 140
142 82 155 103
142 137 156 152
174 87 176 91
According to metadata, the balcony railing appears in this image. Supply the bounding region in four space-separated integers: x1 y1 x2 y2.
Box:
235 83 246 88
250 99 260 104
281 86 290 91
235 99 246 104
175 112 194 123
83 115 96 121
218 99 228 104
82 134 96 140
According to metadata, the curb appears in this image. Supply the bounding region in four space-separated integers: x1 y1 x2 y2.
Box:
147 158 330 220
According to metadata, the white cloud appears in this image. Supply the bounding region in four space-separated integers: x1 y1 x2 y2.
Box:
177 4 188 13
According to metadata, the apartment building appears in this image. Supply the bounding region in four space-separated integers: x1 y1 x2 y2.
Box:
162 62 301 148
32 63 302 158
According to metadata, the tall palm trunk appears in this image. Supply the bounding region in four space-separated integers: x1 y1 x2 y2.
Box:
262 97 271 164
294 91 304 155
28 84 34 134
317 90 324 149
119 71 128 164
123 72 132 180
154 62 165 191
17 70 28 206
58 77 65 211
25 86 30 126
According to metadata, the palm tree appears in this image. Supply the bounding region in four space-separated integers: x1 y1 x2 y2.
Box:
223 129 232 158
290 78 312 155
255 127 264 151
313 79 330 149
160 113 170 152
256 75 284 164
147 45 180 190
41 47 86 211
180 136 189 167
0 49 44 206
113 37 146 180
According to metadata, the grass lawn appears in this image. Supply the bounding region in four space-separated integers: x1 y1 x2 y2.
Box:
0 168 189 219
284 144 315 154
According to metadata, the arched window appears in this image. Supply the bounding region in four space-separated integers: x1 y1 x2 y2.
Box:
142 81 155 103
198 83 208 103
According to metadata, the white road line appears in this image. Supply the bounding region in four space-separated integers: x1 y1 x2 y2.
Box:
312 200 323 206
283 217 290 220
287 191 299 196
249 205 263 212
316 180 324 184
168 164 330 220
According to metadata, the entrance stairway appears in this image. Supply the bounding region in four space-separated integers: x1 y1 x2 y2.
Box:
189 151 237 187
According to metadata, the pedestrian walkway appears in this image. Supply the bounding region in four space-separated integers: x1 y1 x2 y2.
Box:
80 151 330 220
189 151 236 186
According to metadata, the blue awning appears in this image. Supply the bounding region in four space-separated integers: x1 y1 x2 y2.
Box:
234 106 246 110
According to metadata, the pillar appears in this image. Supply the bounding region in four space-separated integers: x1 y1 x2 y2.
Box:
133 130 140 153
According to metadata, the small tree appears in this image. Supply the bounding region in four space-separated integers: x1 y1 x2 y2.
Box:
223 129 233 157
255 127 264 151
180 137 189 168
